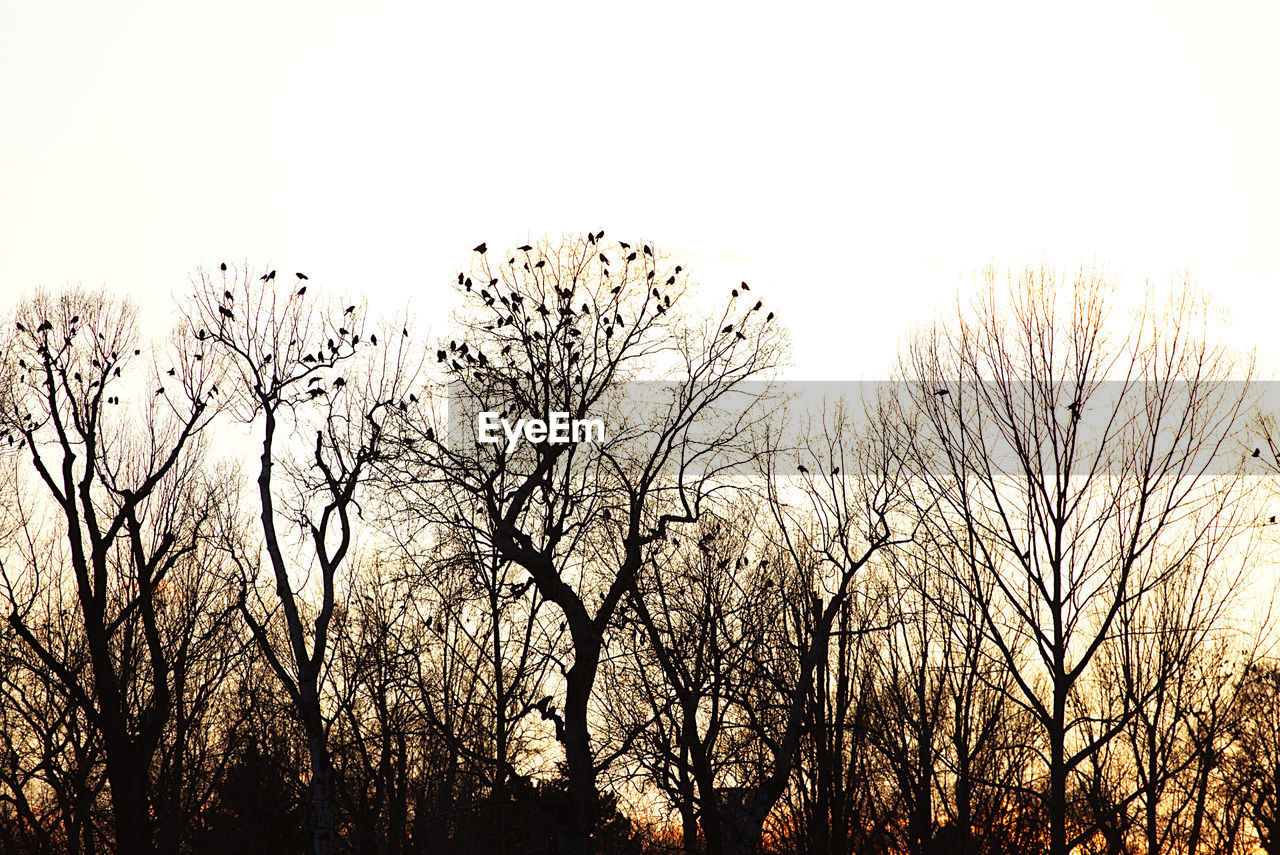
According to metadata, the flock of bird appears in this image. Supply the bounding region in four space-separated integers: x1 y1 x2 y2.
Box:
5 240 776 452
435 237 777 393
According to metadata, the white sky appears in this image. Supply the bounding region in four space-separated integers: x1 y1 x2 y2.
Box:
3 0 1279 378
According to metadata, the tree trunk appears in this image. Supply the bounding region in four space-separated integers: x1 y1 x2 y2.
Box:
558 651 599 855
956 749 973 855
302 703 337 855
1049 703 1067 855
105 746 153 855
678 792 699 855
1185 743 1212 855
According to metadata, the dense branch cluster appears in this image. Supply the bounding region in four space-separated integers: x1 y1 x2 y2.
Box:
0 243 1277 855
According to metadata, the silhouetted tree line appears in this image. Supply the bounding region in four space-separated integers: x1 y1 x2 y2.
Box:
1 239 1278 855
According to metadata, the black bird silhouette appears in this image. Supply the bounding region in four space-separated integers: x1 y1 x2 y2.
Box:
474 242 487 254
223 289 234 299
220 262 227 271
766 311 775 321
599 253 608 264
626 252 636 261
370 333 378 345
798 464 809 474
832 466 840 475
619 241 630 249
535 260 546 268
345 305 356 315
740 282 750 291
266 270 276 281
753 300 763 311
297 285 307 296
296 272 308 280
643 245 652 256
732 288 738 297
218 306 233 319
1253 448 1262 457
518 244 532 252
437 349 446 362
935 388 949 396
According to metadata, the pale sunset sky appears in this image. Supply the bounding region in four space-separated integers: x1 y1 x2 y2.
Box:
3 1 1278 376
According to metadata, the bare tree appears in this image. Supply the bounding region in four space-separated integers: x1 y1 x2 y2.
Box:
733 399 910 855
190 265 416 855
1226 659 1280 855
384 234 784 855
900 269 1254 855
601 502 768 855
0 289 227 854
